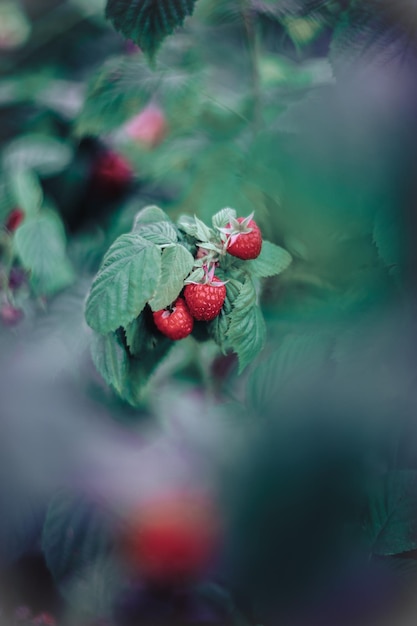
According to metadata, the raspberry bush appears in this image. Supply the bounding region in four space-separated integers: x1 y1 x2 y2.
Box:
85 205 292 404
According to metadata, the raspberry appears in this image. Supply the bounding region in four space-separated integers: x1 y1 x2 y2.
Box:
122 492 221 585
184 277 226 321
223 216 262 260
153 297 194 340
6 208 25 232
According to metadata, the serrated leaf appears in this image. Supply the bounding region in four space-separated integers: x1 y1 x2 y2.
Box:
366 471 417 556
133 204 172 226
226 277 266 372
124 314 147 356
9 169 43 216
14 212 74 295
248 240 292 278
42 492 113 587
105 0 198 58
212 207 237 230
133 221 178 245
195 215 215 242
149 244 194 310
91 331 128 394
184 267 204 284
3 134 73 176
85 233 161 334
229 305 266 373
208 276 243 354
178 214 199 237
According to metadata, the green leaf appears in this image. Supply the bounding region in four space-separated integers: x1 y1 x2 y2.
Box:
373 207 402 277
247 333 332 412
330 0 417 73
248 240 292 278
194 216 215 242
227 277 266 373
177 214 199 237
122 312 173 405
9 170 43 216
75 56 157 136
212 207 237 230
85 234 161 334
42 492 113 588
208 277 243 353
0 180 13 222
133 214 178 245
14 212 74 295
184 267 204 284
366 471 417 556
62 556 122 619
105 0 198 58
133 204 172 226
124 315 147 356
91 331 128 395
149 244 194 310
3 134 73 176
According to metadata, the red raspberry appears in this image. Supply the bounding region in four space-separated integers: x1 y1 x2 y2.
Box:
122 492 221 585
153 297 194 340
6 208 25 232
184 276 226 321
225 217 262 260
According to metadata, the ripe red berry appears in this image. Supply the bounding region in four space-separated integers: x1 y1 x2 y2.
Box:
226 217 262 260
6 208 25 232
122 492 221 585
153 297 194 340
184 276 226 321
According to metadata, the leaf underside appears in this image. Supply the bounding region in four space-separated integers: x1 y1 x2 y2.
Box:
105 0 198 58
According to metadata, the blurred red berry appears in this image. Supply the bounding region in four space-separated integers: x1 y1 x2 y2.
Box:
1 303 23 326
32 613 56 626
91 150 133 195
125 104 168 148
122 492 221 585
6 208 25 232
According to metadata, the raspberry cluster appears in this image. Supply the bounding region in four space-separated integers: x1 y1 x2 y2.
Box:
152 213 262 341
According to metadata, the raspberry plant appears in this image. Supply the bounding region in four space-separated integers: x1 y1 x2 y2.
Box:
85 205 291 404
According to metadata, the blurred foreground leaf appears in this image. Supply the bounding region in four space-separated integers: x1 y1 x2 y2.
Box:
366 471 417 556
